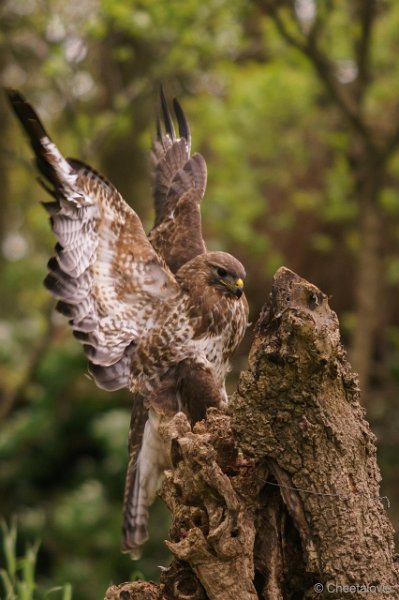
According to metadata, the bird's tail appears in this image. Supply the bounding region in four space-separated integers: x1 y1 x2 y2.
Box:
121 450 150 559
121 405 171 559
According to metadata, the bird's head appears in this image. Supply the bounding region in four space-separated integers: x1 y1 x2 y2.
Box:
204 251 246 299
175 251 246 300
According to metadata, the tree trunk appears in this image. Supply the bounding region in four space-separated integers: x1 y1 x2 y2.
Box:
105 267 398 600
350 192 382 401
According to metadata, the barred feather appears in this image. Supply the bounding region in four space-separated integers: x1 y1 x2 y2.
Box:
7 88 249 561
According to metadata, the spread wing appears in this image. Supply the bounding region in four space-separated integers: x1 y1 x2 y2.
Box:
7 89 179 391
148 89 207 273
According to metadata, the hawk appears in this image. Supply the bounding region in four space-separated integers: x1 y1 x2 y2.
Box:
7 88 249 558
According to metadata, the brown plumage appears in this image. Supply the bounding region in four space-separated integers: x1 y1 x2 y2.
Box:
7 88 249 559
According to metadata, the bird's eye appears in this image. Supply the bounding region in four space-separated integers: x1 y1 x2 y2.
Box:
217 267 227 278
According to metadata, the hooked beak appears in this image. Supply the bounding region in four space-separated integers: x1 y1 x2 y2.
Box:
218 277 245 298
234 278 244 298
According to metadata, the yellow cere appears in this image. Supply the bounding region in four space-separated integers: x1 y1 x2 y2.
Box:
235 278 244 288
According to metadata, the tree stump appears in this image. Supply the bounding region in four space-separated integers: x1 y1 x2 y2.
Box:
105 267 398 600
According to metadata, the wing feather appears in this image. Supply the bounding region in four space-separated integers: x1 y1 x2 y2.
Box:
173 97 191 143
7 89 179 390
149 91 207 273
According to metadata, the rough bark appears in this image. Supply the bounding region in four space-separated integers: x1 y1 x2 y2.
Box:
232 267 398 598
105 267 398 600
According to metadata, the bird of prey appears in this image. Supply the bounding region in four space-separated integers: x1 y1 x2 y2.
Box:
7 88 249 558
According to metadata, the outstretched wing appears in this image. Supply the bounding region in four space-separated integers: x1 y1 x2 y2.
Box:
148 89 207 273
7 90 179 391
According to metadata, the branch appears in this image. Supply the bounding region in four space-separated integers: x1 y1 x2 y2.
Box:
381 113 399 162
353 0 377 101
0 299 56 421
260 2 379 156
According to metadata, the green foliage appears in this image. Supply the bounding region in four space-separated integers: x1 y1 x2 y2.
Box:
0 520 72 600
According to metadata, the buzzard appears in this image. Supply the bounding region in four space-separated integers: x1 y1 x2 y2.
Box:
7 89 249 558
